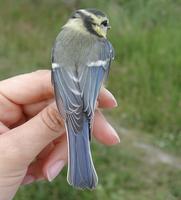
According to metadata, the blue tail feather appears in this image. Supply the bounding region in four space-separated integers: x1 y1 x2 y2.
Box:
66 115 98 189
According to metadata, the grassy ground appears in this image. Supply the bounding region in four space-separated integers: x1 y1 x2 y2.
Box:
0 0 180 199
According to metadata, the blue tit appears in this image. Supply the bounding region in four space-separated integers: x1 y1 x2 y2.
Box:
51 8 114 189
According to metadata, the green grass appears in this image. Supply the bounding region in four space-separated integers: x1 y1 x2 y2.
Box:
0 0 180 199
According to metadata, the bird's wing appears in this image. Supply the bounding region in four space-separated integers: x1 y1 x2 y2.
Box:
79 40 114 121
51 64 83 133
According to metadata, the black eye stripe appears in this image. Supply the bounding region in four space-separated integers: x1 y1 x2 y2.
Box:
101 20 108 26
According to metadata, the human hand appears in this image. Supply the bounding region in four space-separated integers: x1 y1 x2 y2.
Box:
0 70 120 200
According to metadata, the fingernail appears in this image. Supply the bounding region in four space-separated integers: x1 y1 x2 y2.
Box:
107 90 118 107
108 123 120 144
22 175 35 185
47 160 65 182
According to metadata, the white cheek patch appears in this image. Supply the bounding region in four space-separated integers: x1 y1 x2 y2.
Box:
52 63 60 69
88 60 107 67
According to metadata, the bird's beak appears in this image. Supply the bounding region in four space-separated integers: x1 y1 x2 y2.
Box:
107 25 111 30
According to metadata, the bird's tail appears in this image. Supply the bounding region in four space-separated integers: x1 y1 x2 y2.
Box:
66 115 98 189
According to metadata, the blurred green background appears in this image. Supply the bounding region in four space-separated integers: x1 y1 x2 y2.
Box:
0 0 180 199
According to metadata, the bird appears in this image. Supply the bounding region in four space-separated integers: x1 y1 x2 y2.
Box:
51 8 114 189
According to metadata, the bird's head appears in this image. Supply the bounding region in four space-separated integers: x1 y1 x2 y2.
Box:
64 8 110 38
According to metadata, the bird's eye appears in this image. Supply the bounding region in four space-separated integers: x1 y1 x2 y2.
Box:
101 20 108 27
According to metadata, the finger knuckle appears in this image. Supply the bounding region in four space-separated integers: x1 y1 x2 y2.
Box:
41 105 65 133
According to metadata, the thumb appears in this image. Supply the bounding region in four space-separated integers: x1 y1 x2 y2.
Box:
0 103 65 166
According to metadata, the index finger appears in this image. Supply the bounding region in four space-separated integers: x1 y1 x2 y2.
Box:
0 70 53 105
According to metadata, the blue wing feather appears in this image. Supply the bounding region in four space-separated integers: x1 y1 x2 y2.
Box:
80 40 114 126
52 66 83 133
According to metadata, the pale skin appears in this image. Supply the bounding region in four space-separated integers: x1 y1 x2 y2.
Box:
0 70 120 200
